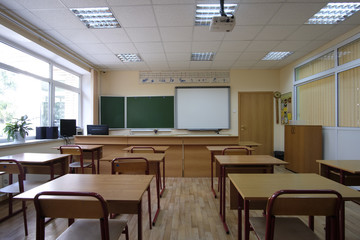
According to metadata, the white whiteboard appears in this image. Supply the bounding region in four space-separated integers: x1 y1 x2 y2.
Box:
175 87 230 130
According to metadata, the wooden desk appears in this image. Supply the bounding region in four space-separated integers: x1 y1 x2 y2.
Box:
215 155 287 233
238 141 261 148
54 145 103 174
101 152 164 225
206 145 255 198
123 145 169 196
0 153 70 180
15 174 152 240
317 160 360 185
228 173 360 240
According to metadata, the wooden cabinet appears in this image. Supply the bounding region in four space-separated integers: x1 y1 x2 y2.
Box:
284 125 322 173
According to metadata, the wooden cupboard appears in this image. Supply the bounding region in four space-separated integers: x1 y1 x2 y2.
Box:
284 125 322 173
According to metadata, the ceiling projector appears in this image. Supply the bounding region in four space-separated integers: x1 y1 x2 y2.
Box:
209 15 236 32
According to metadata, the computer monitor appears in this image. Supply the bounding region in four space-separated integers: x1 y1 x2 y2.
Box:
60 119 76 137
87 125 109 135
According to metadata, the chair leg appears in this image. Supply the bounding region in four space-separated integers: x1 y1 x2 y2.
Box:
123 225 129 240
147 187 152 230
22 200 28 236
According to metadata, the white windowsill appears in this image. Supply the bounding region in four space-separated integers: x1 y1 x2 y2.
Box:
0 138 68 149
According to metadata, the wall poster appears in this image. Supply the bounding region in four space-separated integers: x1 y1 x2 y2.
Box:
281 92 292 124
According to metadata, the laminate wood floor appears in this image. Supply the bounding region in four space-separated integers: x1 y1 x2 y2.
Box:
1 166 360 240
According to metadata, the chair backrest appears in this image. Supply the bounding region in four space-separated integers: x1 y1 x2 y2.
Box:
111 157 149 175
34 191 110 239
0 159 25 192
59 145 83 156
222 146 252 155
130 146 156 153
265 189 343 240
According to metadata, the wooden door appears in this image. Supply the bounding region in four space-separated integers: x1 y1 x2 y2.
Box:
238 92 273 155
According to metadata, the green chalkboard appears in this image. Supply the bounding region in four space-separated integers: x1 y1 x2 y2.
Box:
127 96 174 128
100 96 125 128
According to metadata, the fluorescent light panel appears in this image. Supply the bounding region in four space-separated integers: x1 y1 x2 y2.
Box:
262 52 293 61
305 3 360 24
195 4 237 26
71 7 120 29
116 53 142 62
191 52 215 61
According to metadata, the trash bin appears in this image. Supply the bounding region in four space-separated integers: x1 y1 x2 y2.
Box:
274 151 284 160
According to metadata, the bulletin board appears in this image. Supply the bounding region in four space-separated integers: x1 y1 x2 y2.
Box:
281 92 292 124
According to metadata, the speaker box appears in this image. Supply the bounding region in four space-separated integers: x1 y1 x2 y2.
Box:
36 127 47 139
46 127 58 139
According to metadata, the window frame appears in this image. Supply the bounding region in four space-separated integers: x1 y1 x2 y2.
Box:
0 39 82 143
293 32 360 128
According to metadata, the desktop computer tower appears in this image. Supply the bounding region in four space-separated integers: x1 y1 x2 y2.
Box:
46 127 58 139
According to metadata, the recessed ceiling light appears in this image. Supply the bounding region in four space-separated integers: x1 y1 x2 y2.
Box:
305 3 360 24
71 7 121 29
195 4 237 26
191 52 215 61
262 52 293 61
116 53 142 63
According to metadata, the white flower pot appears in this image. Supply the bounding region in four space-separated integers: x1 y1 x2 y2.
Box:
14 132 25 143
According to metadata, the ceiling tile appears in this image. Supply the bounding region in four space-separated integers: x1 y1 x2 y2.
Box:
112 6 157 28
237 51 268 61
106 43 137 54
214 52 240 61
234 3 282 25
224 26 263 41
141 53 167 61
287 25 333 41
271 40 310 51
126 28 161 42
60 0 108 8
91 28 131 43
78 43 113 54
30 9 84 29
166 53 190 61
163 42 192 53
269 3 326 25
168 61 190 70
14 0 64 9
57 29 101 43
255 25 299 41
153 5 195 27
189 61 212 70
193 26 225 41
159 27 193 41
192 41 221 52
106 0 152 6
245 41 280 51
135 42 164 53
218 41 250 52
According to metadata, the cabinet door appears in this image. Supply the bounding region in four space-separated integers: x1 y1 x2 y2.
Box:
285 125 299 172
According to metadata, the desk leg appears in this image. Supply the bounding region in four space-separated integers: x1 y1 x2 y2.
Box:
238 192 243 240
219 165 230 234
138 200 142 240
160 157 165 197
340 201 345 240
211 152 217 198
152 163 161 226
97 149 101 174
339 170 345 184
244 200 250 240
49 162 54 180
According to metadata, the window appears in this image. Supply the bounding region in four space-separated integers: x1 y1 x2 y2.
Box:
294 34 360 128
338 66 360 127
296 75 335 126
0 41 81 142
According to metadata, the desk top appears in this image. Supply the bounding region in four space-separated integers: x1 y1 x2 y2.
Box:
215 155 287 166
122 146 169 152
101 152 165 162
228 173 360 201
53 144 104 150
15 173 153 202
0 152 70 164
238 141 262 147
206 145 255 152
317 160 360 174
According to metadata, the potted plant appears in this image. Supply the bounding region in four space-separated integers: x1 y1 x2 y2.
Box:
3 115 33 143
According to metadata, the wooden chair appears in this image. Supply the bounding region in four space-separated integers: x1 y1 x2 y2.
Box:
0 159 44 236
60 145 95 174
249 189 343 240
34 191 129 240
111 157 152 229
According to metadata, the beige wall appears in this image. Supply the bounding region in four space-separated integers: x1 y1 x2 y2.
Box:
100 69 282 149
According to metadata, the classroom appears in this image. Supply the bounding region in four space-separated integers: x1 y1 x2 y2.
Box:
1 0 360 239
